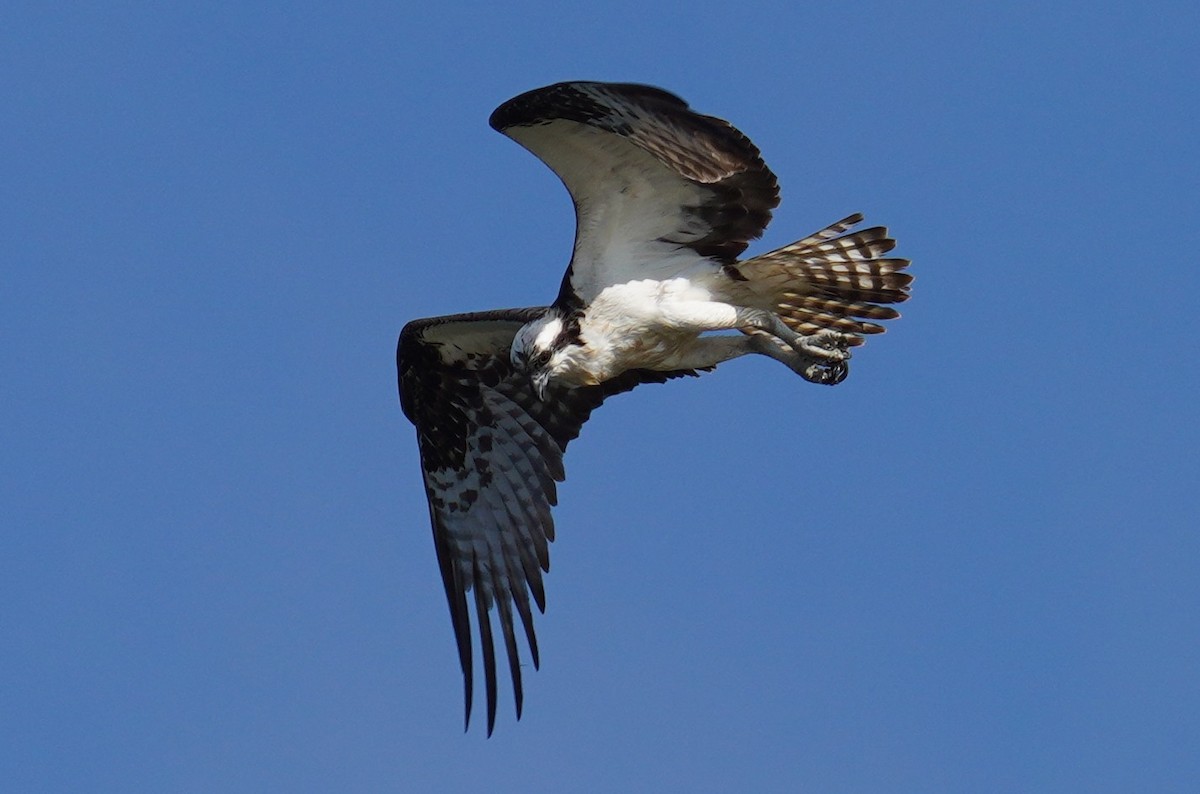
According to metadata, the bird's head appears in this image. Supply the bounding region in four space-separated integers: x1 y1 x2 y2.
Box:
511 313 566 400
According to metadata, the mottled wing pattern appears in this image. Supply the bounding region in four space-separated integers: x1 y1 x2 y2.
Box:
489 81 780 304
397 310 700 735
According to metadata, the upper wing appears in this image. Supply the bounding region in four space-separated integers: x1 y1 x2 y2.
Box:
397 310 699 735
489 81 779 305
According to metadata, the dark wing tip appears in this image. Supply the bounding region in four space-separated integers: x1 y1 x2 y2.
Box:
489 81 687 132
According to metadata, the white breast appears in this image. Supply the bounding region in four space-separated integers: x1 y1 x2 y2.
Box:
551 268 736 384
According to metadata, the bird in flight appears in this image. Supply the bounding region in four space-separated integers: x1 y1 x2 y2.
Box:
397 81 911 735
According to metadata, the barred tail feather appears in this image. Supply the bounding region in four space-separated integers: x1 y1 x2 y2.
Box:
736 214 912 345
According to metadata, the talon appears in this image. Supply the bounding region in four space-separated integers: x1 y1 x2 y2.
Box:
792 330 852 362
746 325 852 385
803 359 849 386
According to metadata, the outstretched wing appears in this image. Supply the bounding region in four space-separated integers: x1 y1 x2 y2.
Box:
489 81 779 306
397 310 699 735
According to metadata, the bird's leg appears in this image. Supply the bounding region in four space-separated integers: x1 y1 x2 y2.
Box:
733 308 853 385
745 329 850 386
659 336 760 370
734 308 853 364
654 301 852 384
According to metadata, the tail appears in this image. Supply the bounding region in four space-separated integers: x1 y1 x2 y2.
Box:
734 214 912 345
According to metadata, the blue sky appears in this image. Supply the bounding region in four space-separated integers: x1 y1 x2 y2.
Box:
4 1 1198 791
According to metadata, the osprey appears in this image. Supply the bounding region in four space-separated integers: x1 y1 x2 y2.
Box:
397 81 911 735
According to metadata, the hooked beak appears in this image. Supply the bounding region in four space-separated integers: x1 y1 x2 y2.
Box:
531 370 550 401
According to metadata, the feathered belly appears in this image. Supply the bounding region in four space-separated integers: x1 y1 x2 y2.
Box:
564 319 702 385
553 275 731 385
